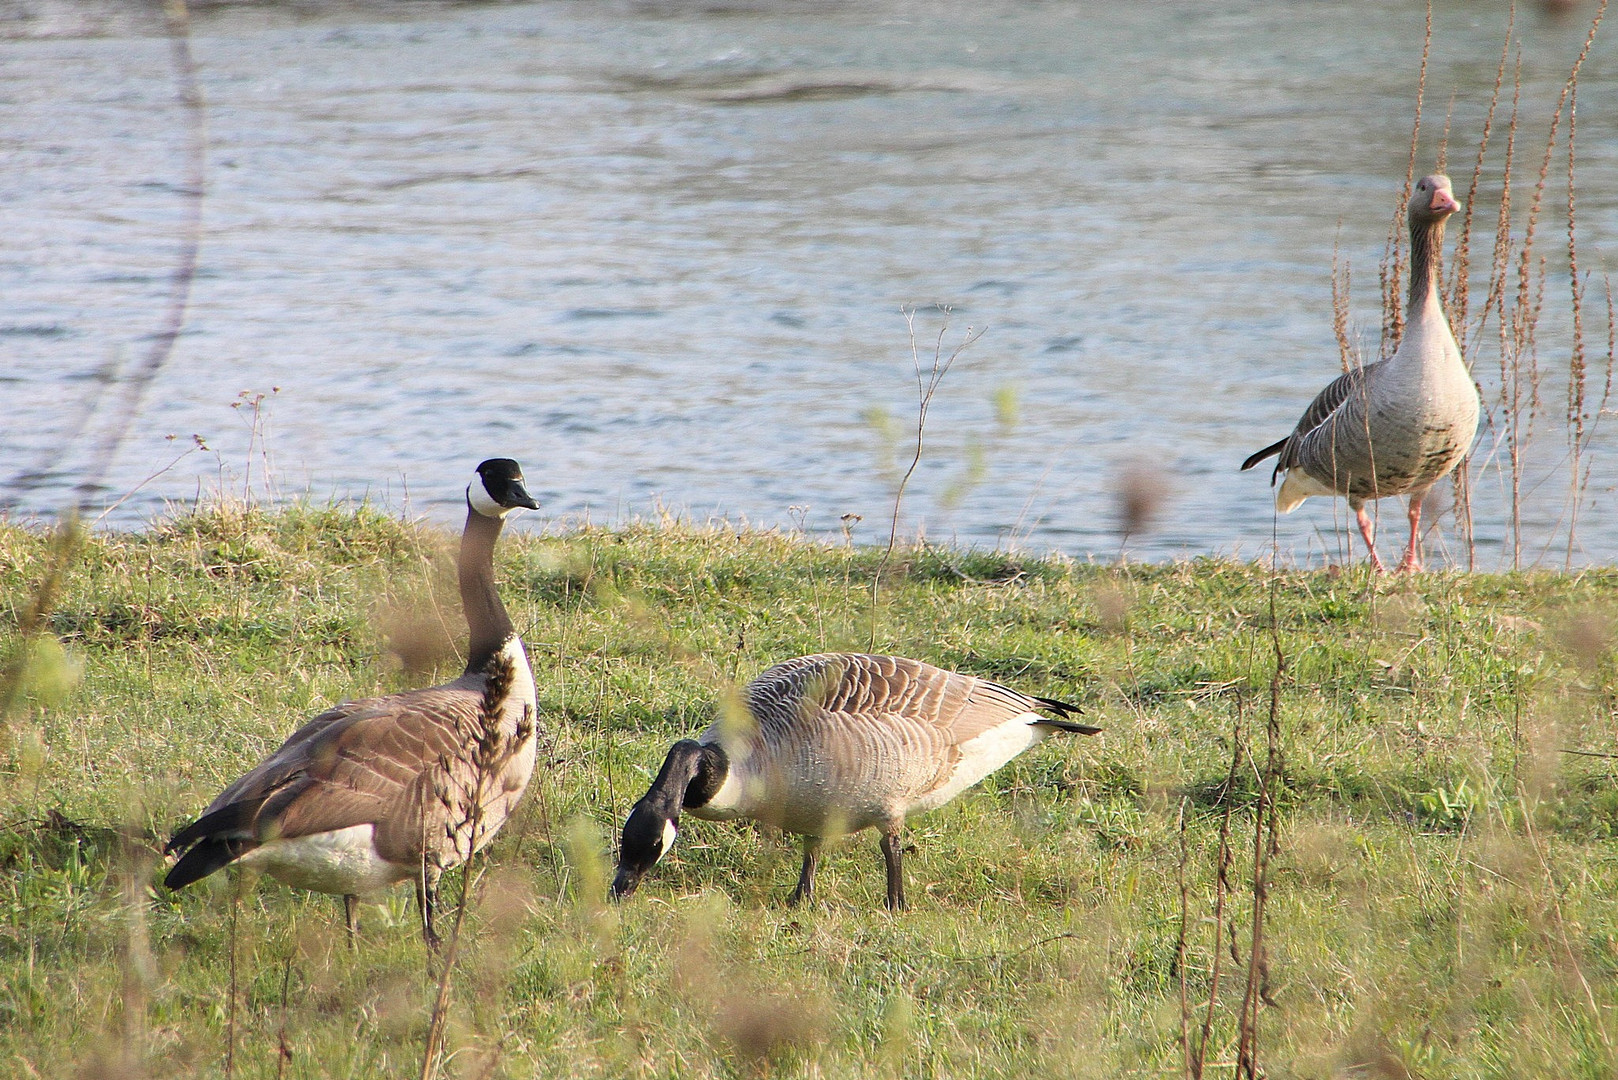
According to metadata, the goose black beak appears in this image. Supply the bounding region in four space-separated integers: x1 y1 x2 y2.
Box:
507 478 541 511
609 865 641 902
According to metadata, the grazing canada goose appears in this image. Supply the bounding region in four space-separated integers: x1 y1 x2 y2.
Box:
164 458 541 948
1242 174 1480 571
611 653 1099 910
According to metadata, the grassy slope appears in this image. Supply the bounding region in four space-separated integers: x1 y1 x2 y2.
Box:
1 506 1617 1078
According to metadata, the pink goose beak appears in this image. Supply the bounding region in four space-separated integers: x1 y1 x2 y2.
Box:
1430 187 1460 215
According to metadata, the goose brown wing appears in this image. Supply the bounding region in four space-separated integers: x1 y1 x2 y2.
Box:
171 686 483 855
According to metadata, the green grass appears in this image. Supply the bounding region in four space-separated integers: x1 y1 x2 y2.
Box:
3 505 1618 1078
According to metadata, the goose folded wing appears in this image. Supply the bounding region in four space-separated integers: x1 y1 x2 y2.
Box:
1274 362 1382 474
267 688 482 842
830 655 1040 746
174 688 482 849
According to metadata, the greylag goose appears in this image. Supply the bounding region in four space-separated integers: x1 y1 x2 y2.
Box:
610 653 1099 910
1242 174 1480 571
164 458 541 948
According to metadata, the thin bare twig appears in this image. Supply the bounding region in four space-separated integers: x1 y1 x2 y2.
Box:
226 881 239 1080
276 956 293 1080
422 649 529 1079
1235 553 1286 1078
1193 696 1246 1079
1176 798 1194 1080
869 306 982 650
0 0 206 717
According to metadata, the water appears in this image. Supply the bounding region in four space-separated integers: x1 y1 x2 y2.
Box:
3 0 1615 566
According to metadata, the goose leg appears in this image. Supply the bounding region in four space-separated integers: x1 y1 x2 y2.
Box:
879 831 906 912
1399 495 1423 572
416 871 442 952
342 894 359 947
788 836 822 907
1353 504 1387 573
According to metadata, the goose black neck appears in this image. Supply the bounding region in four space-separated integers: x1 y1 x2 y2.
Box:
645 740 728 815
460 508 515 675
1406 215 1446 315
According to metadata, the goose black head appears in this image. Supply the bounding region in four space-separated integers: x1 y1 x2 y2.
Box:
1410 174 1459 224
610 739 724 901
610 798 678 901
468 457 540 518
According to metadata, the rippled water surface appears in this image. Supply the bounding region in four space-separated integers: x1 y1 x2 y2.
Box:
3 0 1616 565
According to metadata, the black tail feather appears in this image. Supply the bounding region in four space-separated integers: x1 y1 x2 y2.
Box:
1031 695 1101 735
1241 437 1288 473
164 800 256 855
163 836 256 890
1032 694 1083 718
1033 716 1103 736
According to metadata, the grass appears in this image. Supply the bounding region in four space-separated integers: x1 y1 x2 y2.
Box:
2 504 1618 1078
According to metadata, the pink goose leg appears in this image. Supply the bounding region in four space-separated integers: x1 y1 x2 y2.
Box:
1354 503 1387 573
1398 496 1423 572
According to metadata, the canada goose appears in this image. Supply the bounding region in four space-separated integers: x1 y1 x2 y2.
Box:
1242 174 1480 571
611 653 1099 910
163 458 541 948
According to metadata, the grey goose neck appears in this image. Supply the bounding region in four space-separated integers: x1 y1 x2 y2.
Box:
1405 206 1445 317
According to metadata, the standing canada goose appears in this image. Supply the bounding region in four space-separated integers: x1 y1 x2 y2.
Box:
1242 174 1480 572
610 653 1099 910
163 458 541 948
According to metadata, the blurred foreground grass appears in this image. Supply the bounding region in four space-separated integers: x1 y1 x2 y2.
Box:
2 505 1617 1078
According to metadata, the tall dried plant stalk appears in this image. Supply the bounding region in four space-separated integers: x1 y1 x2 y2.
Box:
1380 0 1433 356
1237 631 1285 1079
1446 4 1511 351
1491 54 1525 567
1330 240 1354 375
1509 0 1601 565
1175 798 1193 1080
276 957 293 1080
1191 696 1246 1079
1443 7 1511 569
1564 80 1586 567
1601 280 1617 427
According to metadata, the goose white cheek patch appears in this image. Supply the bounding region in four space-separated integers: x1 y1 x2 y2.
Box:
660 820 677 861
467 480 507 518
